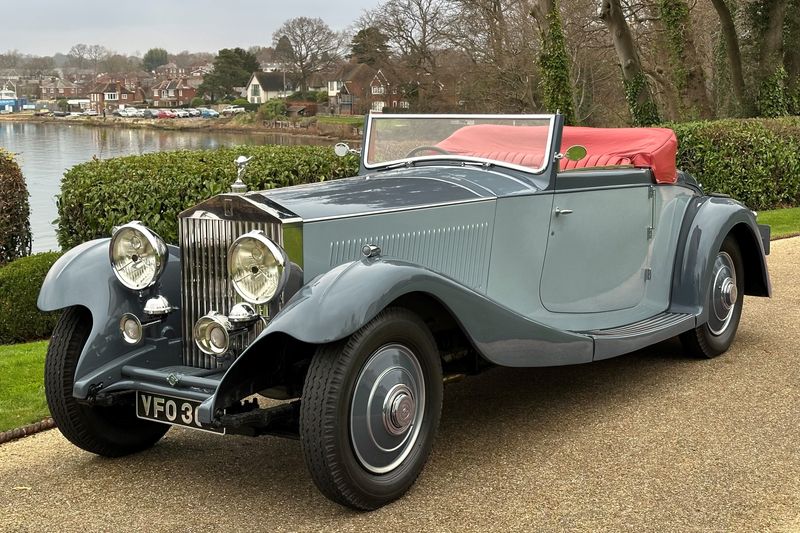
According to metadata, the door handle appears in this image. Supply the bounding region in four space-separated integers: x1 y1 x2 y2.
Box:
555 207 573 216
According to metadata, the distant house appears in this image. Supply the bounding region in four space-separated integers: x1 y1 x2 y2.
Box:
155 62 185 78
327 63 409 115
189 63 214 77
152 78 197 107
245 72 294 104
38 78 79 99
88 81 136 112
368 70 411 113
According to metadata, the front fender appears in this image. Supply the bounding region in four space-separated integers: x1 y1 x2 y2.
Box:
37 239 183 398
199 257 593 424
669 196 771 320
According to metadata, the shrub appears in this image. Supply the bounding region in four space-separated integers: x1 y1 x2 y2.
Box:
57 145 360 249
671 117 800 210
190 97 206 107
0 149 32 266
0 252 62 344
257 98 288 121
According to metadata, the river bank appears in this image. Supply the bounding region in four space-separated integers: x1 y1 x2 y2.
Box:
0 112 362 141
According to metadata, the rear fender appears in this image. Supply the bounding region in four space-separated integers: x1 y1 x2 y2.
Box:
669 197 771 321
198 257 593 424
37 239 183 398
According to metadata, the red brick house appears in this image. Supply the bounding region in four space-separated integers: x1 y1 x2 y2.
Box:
152 78 197 107
39 78 79 99
88 81 136 112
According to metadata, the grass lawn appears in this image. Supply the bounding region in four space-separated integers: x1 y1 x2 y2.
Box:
0 341 49 433
758 207 800 239
317 115 365 126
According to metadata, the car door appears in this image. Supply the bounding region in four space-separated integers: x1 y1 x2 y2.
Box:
540 172 654 314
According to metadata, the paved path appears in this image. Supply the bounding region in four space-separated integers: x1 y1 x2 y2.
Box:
1 239 798 532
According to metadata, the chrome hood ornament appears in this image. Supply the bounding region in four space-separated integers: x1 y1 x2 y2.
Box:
231 156 252 194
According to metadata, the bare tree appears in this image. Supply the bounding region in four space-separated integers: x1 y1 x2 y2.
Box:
272 17 344 91
68 44 89 69
87 45 109 74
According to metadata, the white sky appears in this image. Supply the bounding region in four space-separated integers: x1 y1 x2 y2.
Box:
0 0 380 56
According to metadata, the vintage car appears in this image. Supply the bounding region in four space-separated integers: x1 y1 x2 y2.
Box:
39 114 771 510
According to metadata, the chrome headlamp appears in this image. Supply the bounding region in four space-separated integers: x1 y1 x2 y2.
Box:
194 312 232 356
109 222 167 290
228 230 288 305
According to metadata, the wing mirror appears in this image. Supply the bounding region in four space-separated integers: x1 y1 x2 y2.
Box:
334 142 358 157
564 145 587 162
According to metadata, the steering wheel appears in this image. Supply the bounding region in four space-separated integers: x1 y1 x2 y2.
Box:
406 146 451 157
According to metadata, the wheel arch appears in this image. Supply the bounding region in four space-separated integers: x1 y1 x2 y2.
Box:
669 197 771 320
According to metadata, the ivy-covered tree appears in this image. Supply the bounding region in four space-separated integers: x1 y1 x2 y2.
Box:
658 0 713 119
599 0 660 125
530 0 575 124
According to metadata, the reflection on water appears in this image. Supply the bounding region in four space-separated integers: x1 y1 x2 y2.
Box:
0 121 328 252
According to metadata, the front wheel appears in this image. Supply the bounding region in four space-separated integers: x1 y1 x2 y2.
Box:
300 308 443 510
680 236 745 358
45 306 168 457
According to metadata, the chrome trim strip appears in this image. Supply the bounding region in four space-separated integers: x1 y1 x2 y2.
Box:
363 113 557 176
303 197 496 223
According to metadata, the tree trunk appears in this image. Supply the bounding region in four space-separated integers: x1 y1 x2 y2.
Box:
758 0 788 71
659 0 713 119
599 0 660 125
709 0 749 113
530 0 577 123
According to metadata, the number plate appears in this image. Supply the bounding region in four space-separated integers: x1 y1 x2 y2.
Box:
135 392 224 434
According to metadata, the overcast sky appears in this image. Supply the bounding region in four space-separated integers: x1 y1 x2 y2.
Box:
0 0 380 56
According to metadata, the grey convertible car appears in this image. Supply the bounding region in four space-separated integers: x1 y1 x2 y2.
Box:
39 114 770 510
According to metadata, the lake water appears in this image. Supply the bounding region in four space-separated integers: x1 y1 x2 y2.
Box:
0 121 328 252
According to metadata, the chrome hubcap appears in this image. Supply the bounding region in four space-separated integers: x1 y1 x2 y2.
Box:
709 251 737 336
350 344 425 474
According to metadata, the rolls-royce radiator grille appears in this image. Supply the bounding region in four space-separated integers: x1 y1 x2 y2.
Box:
179 216 282 369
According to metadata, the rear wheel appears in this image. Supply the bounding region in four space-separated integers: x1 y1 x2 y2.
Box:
680 236 745 358
45 306 168 457
300 308 443 510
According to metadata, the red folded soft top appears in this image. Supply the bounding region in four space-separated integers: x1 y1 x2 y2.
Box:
436 124 678 184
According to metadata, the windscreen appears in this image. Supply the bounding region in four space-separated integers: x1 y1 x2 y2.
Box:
365 115 554 172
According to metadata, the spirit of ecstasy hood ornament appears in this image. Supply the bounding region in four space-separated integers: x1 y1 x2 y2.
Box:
231 155 252 193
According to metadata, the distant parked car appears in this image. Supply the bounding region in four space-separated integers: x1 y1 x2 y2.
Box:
221 105 246 115
186 108 201 117
52 110 69 117
173 109 190 118
35 109 53 117
140 109 157 119
84 109 99 116
199 108 219 118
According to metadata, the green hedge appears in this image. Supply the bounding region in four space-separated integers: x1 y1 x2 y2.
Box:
57 145 359 249
0 252 62 344
672 117 800 211
56 118 800 250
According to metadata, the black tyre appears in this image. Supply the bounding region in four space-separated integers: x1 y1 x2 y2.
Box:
300 307 443 510
45 306 168 457
680 236 745 358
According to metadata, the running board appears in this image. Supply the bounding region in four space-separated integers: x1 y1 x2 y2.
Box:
577 312 696 360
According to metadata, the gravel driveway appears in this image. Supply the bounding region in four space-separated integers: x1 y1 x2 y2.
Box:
1 238 798 532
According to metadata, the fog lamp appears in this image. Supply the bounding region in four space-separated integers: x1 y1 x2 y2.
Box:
120 313 143 345
194 312 232 356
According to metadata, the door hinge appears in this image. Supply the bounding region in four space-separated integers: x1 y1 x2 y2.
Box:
648 185 655 198
644 268 652 281
647 226 654 239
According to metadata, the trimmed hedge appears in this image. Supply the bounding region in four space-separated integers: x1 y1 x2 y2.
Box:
57 146 359 248
56 118 800 250
0 252 62 344
672 117 800 211
0 149 32 266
